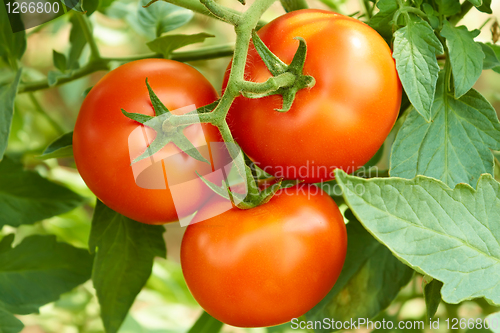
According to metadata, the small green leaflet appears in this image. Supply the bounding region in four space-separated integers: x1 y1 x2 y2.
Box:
466 0 482 7
476 0 492 13
0 307 24 333
393 16 444 121
68 15 87 69
0 70 21 160
306 216 413 332
138 0 193 38
368 0 398 41
440 21 484 99
187 311 224 333
422 276 443 320
435 0 461 16
335 169 500 306
480 42 500 73
391 73 500 188
0 7 26 67
89 200 166 333
0 235 93 313
53 50 67 72
39 131 74 159
0 156 84 228
147 33 214 58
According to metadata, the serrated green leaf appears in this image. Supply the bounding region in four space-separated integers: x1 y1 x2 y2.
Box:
390 73 500 188
0 7 26 67
335 169 500 305
435 0 461 16
187 311 224 333
138 0 193 38
306 216 413 331
0 156 84 228
89 200 166 333
0 307 24 333
68 15 87 69
0 70 21 160
393 17 443 121
479 42 500 70
0 235 93 313
422 276 443 320
52 50 67 73
147 33 214 58
39 132 74 160
441 21 484 98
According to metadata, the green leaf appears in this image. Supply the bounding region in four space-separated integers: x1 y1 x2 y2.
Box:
39 132 74 160
483 42 500 73
0 70 21 160
68 15 87 69
467 0 482 7
435 0 461 16
52 50 67 73
147 33 214 58
369 0 398 41
89 200 166 333
0 7 26 67
0 235 93 313
479 42 500 70
390 73 500 188
187 311 224 333
0 307 24 333
422 276 443 320
486 312 500 333
335 169 500 305
0 234 15 254
306 216 413 331
393 17 444 121
138 0 193 38
0 156 84 228
476 0 492 13
440 21 484 98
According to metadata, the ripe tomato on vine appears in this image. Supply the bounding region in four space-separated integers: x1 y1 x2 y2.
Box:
224 9 402 183
73 59 223 224
181 185 348 327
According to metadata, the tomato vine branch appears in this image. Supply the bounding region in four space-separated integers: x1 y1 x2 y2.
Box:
18 45 235 93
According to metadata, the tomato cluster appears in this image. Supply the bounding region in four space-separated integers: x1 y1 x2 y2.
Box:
74 8 400 328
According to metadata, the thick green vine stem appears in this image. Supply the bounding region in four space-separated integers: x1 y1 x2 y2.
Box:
127 0 317 208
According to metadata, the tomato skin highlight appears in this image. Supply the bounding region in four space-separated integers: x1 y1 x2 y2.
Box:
224 9 402 183
181 185 347 327
73 59 221 224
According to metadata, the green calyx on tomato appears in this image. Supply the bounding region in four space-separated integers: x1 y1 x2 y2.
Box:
121 79 217 165
242 31 315 112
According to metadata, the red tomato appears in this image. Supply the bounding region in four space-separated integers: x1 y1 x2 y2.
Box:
224 9 402 183
73 59 222 224
181 185 347 327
